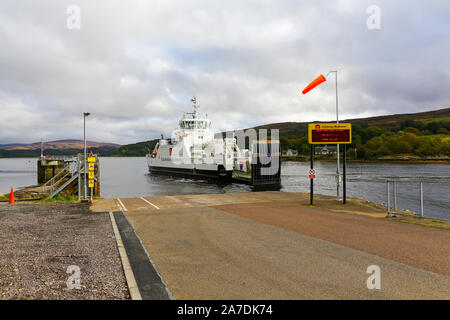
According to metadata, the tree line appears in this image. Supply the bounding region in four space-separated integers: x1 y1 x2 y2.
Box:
280 119 450 159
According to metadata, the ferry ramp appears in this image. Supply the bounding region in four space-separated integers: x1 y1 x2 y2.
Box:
91 191 450 299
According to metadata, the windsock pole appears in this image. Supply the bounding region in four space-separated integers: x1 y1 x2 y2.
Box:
302 71 341 200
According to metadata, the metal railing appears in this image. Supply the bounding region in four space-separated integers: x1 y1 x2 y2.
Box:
42 155 78 161
42 163 70 188
386 180 424 218
39 154 92 198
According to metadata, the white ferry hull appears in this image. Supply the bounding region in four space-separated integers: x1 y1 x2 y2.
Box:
148 163 232 181
146 97 248 183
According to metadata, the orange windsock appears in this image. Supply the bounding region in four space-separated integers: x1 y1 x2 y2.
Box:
9 187 15 205
302 74 326 94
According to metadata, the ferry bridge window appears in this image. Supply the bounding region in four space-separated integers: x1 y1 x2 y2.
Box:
197 121 205 129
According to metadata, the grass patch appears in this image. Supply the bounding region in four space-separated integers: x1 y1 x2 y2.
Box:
387 217 450 230
37 195 78 203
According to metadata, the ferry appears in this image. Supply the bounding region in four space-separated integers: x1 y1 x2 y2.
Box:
146 97 251 181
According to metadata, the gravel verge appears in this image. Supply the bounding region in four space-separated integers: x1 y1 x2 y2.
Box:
0 202 129 300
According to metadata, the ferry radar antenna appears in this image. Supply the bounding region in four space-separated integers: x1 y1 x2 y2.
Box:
191 96 199 115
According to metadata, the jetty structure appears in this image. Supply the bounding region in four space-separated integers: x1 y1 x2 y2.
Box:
6 154 100 201
147 97 281 187
38 154 100 200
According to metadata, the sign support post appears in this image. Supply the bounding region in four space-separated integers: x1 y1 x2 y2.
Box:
310 144 314 205
308 123 351 206
343 144 347 204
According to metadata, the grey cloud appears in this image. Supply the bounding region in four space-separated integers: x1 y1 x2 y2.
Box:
0 0 449 144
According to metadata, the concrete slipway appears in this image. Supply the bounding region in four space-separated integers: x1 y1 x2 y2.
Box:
92 191 450 300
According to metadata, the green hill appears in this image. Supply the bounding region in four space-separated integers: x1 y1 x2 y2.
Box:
111 107 450 159
253 107 450 137
260 108 450 159
113 140 158 157
4 108 446 159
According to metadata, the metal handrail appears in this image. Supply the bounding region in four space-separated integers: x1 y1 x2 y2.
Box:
42 164 70 187
49 169 73 195
386 180 425 218
40 153 95 199
42 158 86 196
44 155 78 161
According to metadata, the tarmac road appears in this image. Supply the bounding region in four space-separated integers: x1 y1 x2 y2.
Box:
216 201 450 276
114 192 450 300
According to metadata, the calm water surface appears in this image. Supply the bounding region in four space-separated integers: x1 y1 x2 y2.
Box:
1 157 449 220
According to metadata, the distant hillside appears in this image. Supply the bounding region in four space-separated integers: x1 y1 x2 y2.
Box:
0 147 118 158
1 108 448 158
0 139 120 151
111 107 450 158
113 140 158 157
0 139 120 158
253 107 450 159
253 107 450 137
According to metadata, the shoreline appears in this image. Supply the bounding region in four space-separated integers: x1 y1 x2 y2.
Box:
281 156 450 164
1 155 450 164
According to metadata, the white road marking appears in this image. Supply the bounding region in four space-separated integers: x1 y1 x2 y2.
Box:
116 198 128 212
140 197 160 210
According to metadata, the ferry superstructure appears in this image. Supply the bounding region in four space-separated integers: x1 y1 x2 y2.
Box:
146 97 251 181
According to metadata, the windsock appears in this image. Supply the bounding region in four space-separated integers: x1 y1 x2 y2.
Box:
302 74 326 94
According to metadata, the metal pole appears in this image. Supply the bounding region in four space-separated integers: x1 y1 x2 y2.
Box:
84 114 86 200
420 182 424 217
78 154 81 201
40 138 44 159
393 181 397 216
387 181 390 216
310 144 314 205
343 144 346 204
334 71 340 201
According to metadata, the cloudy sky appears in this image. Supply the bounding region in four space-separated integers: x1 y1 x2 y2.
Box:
0 0 449 145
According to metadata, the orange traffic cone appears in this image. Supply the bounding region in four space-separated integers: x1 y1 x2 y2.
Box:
9 187 15 205
89 194 94 204
302 74 327 94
